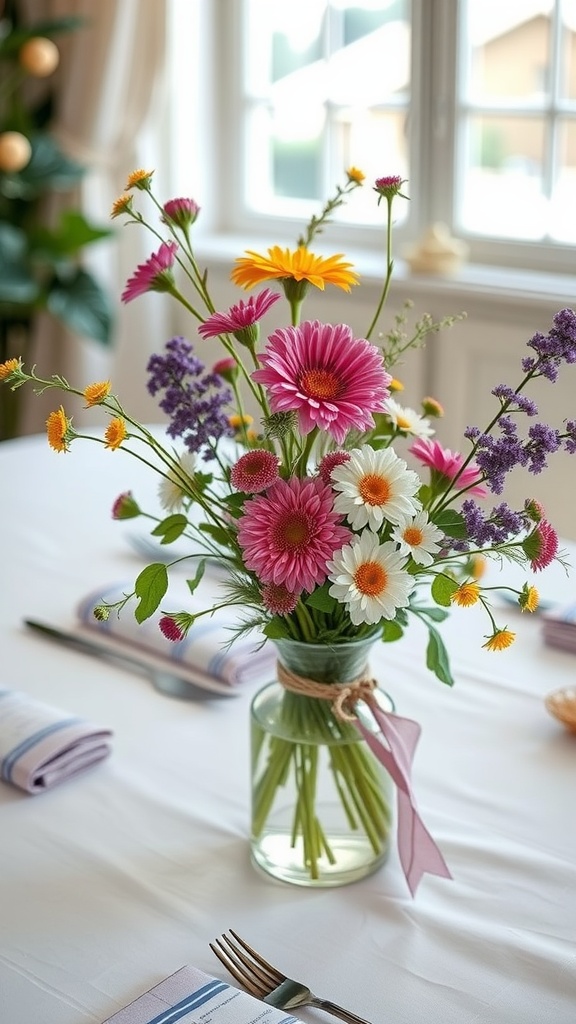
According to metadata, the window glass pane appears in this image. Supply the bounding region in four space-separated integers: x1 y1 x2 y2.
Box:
550 118 576 241
464 2 552 102
460 115 546 239
559 2 576 100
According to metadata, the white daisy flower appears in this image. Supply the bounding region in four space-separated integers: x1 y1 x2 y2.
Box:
327 530 413 625
158 450 197 511
384 397 434 438
391 510 444 566
331 443 421 531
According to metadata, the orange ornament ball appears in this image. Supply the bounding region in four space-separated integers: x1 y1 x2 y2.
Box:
0 131 32 172
19 36 60 77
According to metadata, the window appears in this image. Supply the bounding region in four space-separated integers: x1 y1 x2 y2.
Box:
172 0 576 277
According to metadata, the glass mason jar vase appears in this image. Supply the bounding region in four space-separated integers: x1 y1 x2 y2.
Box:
250 635 394 887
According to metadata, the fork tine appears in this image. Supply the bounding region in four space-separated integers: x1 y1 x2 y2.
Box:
228 929 285 985
209 938 265 998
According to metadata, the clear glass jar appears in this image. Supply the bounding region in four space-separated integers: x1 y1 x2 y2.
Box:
250 635 394 887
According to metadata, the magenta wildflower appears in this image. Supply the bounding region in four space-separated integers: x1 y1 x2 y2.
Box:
162 197 200 230
159 616 184 642
111 491 140 519
230 449 280 493
237 476 351 595
410 437 487 497
252 320 392 445
261 582 299 616
212 357 238 383
318 449 351 484
198 288 281 346
121 241 178 303
527 519 559 572
374 175 407 201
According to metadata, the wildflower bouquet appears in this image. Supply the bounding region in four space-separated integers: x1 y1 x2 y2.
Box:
3 168 575 893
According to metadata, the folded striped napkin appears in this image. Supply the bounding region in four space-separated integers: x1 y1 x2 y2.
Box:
0 689 112 794
102 964 298 1023
77 580 276 695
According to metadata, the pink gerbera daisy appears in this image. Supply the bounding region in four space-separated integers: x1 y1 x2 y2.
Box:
237 476 351 595
252 320 392 445
121 241 178 303
198 288 280 342
230 449 280 492
409 437 487 497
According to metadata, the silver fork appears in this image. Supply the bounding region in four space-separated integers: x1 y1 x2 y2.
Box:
210 929 374 1023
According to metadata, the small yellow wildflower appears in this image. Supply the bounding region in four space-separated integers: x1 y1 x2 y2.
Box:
421 396 444 418
389 378 404 393
231 246 359 293
483 629 516 652
104 417 127 450
451 582 480 607
0 357 19 381
346 166 365 184
46 406 72 453
110 194 133 219
470 555 487 580
229 413 253 429
519 584 539 613
84 380 111 406
125 168 154 191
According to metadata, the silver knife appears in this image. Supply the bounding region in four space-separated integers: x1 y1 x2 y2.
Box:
24 619 231 700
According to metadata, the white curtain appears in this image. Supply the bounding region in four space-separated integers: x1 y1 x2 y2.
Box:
20 0 170 433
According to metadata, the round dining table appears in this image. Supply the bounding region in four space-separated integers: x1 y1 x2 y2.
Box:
1 430 575 1024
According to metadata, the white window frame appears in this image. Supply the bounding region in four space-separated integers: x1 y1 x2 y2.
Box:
168 0 576 286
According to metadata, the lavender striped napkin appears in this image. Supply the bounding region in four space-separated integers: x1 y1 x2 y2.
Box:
77 581 276 694
102 964 298 1023
0 690 112 794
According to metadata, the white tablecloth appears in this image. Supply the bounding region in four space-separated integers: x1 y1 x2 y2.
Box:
1 432 575 1024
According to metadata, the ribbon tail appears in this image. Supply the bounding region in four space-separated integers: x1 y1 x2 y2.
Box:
356 699 452 896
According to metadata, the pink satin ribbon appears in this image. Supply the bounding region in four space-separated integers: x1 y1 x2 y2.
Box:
356 696 452 896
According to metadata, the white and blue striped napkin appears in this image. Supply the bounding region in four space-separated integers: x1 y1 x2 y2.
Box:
102 964 298 1023
77 580 276 695
0 689 112 794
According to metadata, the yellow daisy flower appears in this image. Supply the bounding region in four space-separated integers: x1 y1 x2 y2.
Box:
125 168 154 190
84 380 111 406
46 406 72 453
451 582 480 607
104 417 127 450
110 194 133 219
0 357 19 381
229 413 253 429
519 584 539 613
483 629 516 652
231 246 359 293
346 166 365 184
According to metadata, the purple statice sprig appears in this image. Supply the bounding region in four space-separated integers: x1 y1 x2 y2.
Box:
147 336 234 458
437 309 576 507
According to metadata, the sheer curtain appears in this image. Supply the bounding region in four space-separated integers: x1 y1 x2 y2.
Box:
20 0 170 433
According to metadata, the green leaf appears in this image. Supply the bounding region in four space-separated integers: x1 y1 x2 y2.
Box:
46 268 113 344
30 211 112 259
151 514 188 544
134 563 168 623
425 625 455 686
432 508 467 539
198 522 235 549
263 618 292 640
381 620 404 642
3 133 85 199
431 574 458 607
185 560 206 595
305 582 337 612
412 605 450 623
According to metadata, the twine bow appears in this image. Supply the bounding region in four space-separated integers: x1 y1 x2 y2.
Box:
277 660 452 897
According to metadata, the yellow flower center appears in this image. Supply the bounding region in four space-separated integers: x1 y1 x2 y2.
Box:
403 526 423 546
396 414 411 430
300 367 341 401
358 473 390 506
354 561 387 597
